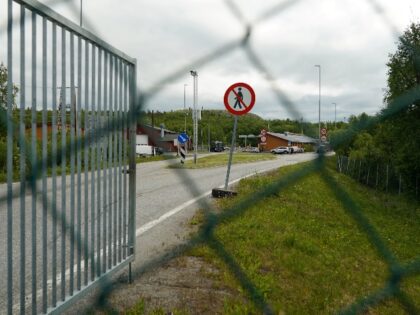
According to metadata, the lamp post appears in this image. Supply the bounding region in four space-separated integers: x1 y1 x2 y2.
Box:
80 0 83 27
183 84 188 133
332 102 337 129
190 70 198 164
314 65 321 142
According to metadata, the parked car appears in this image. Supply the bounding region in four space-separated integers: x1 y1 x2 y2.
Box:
271 146 290 154
289 146 304 153
210 141 225 152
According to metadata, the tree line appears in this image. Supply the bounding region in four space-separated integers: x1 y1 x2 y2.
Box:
330 22 420 194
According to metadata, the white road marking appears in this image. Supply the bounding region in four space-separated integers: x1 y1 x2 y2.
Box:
135 164 281 236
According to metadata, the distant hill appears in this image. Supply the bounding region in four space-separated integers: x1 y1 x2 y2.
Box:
138 109 319 146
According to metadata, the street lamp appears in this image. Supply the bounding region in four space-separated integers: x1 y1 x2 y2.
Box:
332 102 337 129
183 84 188 133
314 65 321 142
190 70 198 164
80 0 83 27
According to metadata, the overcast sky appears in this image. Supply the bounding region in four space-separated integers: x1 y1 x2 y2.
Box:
2 0 420 123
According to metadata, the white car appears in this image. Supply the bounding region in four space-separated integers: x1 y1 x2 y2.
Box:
271 146 290 154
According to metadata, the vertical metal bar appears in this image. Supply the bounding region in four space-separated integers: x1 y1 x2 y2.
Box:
352 159 356 178
19 6 27 315
60 26 67 302
31 11 38 313
42 16 48 313
366 165 370 186
346 157 350 174
83 40 89 286
399 174 402 195
91 44 96 281
7 1 14 314
97 48 103 276
69 32 76 297
113 58 118 266
122 62 127 260
102 51 108 272
118 59 123 263
51 21 58 308
76 35 82 292
108 55 114 269
128 61 137 280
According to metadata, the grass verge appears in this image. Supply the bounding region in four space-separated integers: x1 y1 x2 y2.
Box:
169 152 275 169
124 156 419 314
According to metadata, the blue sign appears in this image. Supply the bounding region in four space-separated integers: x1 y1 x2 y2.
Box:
178 133 189 144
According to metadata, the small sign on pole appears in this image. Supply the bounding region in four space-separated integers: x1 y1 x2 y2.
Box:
178 133 189 164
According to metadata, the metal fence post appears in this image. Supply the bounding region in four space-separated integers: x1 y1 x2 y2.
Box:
128 60 137 284
399 174 402 195
366 165 370 186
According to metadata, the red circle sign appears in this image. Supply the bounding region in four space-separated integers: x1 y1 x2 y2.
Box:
223 82 256 115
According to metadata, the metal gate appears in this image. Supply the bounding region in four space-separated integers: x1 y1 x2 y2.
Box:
1 0 137 313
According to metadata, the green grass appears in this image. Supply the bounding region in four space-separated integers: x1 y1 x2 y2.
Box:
135 154 176 164
186 157 420 314
169 152 275 169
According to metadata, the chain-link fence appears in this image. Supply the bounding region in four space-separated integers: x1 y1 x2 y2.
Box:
1 0 420 314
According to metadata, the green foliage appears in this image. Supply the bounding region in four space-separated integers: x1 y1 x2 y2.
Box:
385 22 420 104
0 63 19 110
331 22 420 191
142 109 318 146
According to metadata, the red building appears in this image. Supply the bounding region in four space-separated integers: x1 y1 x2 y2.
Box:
260 131 316 152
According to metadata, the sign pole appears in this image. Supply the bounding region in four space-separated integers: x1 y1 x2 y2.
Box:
224 115 238 190
212 82 255 198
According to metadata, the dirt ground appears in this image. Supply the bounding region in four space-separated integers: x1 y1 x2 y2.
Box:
71 207 239 315
101 255 235 314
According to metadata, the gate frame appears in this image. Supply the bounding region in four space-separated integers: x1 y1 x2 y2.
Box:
7 0 137 314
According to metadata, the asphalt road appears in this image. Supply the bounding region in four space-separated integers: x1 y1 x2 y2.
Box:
0 152 318 314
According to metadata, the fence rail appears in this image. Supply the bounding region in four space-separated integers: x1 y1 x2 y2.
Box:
2 0 137 314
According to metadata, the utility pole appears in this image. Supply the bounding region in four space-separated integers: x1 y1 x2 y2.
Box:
208 124 210 152
190 70 198 164
332 102 337 129
314 65 321 142
80 0 83 27
183 83 188 133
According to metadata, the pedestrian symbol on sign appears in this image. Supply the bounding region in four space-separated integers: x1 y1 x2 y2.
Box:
224 82 256 116
234 87 244 109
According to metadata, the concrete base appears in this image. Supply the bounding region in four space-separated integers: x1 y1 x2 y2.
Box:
212 188 238 198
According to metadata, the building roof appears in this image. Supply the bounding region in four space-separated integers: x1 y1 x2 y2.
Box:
140 124 178 134
268 132 317 144
159 134 178 142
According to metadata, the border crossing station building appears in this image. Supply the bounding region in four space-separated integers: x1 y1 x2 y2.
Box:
261 131 317 152
136 124 180 152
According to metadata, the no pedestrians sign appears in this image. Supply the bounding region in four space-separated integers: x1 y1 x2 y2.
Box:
223 82 256 115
